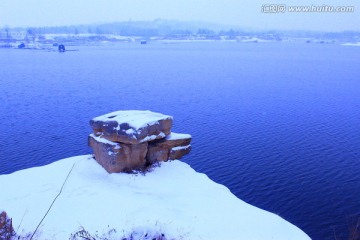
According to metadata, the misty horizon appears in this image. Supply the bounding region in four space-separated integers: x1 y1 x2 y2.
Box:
1 0 359 32
3 19 360 36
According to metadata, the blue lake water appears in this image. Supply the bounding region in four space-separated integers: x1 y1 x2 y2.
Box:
1 42 359 239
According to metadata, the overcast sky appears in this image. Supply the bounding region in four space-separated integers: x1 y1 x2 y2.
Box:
1 0 359 31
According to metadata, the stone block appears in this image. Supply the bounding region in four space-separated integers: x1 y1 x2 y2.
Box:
88 134 148 173
90 110 173 144
147 132 192 163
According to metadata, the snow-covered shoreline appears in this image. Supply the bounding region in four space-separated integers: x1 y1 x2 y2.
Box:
342 42 360 47
0 155 310 239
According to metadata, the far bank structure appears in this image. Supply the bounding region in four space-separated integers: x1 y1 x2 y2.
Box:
88 110 192 173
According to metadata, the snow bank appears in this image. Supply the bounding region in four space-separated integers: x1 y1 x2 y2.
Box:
0 156 310 239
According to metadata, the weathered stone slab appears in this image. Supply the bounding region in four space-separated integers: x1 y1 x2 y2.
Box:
152 132 191 148
88 134 148 173
90 110 173 144
169 145 192 160
146 132 192 163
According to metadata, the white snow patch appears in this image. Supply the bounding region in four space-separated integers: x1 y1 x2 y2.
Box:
166 132 192 140
342 42 360 46
125 128 135 134
89 134 119 147
140 132 166 143
92 110 173 129
0 155 310 240
171 145 191 151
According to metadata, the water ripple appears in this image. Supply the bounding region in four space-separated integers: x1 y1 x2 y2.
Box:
1 43 360 240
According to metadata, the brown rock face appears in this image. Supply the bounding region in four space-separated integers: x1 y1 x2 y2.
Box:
0 211 14 239
90 110 173 144
169 145 192 160
146 133 192 163
88 134 148 173
152 133 191 148
146 145 170 164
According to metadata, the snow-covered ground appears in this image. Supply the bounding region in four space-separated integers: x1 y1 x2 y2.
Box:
0 155 310 239
342 42 360 47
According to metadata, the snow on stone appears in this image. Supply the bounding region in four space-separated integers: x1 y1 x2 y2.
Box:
165 132 192 140
125 128 135 134
171 144 191 151
92 110 173 129
0 156 310 240
89 134 120 148
140 132 166 143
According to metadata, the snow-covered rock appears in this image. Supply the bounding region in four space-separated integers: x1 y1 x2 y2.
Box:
88 111 191 173
169 144 191 160
90 110 173 144
147 132 192 163
0 155 310 240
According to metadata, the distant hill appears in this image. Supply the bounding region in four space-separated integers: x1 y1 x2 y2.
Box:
6 19 237 36
1 19 360 42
